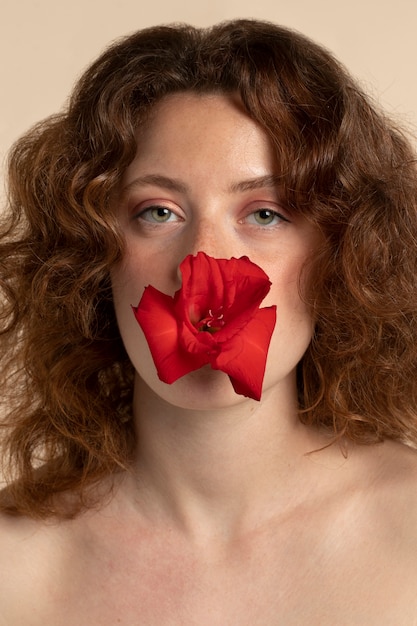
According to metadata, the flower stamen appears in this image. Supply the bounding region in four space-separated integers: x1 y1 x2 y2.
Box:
197 308 226 333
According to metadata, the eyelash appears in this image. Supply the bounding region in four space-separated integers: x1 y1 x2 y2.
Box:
135 205 182 224
133 204 290 228
243 208 290 227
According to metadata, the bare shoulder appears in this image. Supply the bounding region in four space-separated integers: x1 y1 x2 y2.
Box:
0 476 140 625
1 444 417 625
270 439 417 623
369 439 417 512
345 439 417 578
0 500 90 625
380 441 417 551
341 439 417 539
0 511 52 617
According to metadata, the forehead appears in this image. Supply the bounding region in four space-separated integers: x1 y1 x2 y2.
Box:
124 92 277 183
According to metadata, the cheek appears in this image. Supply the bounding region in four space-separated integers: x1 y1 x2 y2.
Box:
111 266 137 328
263 254 308 314
111 264 154 383
111 253 178 383
111 247 157 310
114 239 181 298
111 258 145 350
263 258 313 365
268 277 312 348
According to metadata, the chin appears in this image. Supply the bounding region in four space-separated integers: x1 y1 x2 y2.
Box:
135 366 255 412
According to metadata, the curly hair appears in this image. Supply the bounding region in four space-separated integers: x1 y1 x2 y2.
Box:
1 19 417 517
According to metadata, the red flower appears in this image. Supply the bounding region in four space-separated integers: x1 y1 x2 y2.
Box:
132 252 276 401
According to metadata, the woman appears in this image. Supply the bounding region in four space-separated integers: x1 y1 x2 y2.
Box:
1 19 417 624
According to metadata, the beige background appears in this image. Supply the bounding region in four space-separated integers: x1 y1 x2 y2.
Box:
1 0 416 188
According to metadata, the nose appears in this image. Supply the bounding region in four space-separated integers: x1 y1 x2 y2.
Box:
175 217 232 282
190 220 225 257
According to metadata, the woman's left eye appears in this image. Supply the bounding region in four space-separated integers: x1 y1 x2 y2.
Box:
245 208 290 227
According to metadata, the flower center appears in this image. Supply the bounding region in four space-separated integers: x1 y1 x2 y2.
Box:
197 308 226 334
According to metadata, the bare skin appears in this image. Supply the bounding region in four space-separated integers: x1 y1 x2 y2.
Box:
2 434 417 625
1 94 417 624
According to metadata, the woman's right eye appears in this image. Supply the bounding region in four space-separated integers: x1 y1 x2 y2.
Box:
135 205 181 223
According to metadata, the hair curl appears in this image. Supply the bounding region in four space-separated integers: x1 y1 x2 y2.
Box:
2 19 417 517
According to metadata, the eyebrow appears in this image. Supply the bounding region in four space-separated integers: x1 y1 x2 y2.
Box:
229 174 282 193
121 173 282 197
122 174 188 196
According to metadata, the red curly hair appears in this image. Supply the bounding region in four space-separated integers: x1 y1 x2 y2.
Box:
2 19 417 517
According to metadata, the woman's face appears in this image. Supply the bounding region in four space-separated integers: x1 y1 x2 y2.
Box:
112 92 319 409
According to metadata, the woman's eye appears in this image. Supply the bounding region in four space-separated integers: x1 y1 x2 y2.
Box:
247 208 289 226
136 206 180 223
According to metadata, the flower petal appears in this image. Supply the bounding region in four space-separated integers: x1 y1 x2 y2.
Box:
133 286 208 383
133 253 277 400
220 257 272 321
177 252 226 324
213 306 277 400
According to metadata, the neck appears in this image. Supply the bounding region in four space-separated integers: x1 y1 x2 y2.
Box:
125 375 336 541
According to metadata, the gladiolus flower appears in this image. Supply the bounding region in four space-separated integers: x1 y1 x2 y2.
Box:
133 252 276 400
